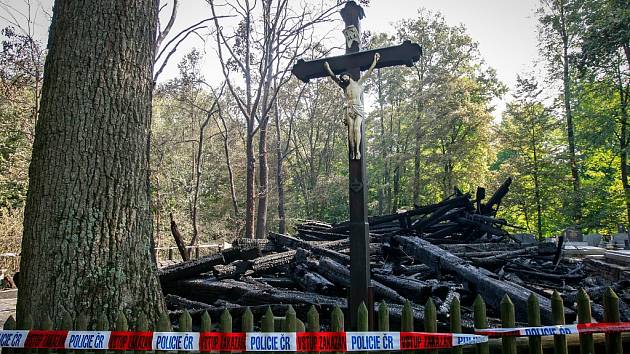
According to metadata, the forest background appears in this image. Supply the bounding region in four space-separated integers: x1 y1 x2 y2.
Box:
0 0 628 266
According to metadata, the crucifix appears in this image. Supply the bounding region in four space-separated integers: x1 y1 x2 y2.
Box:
291 0 421 329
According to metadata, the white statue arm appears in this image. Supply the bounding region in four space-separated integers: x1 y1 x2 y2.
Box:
358 52 380 85
324 61 342 86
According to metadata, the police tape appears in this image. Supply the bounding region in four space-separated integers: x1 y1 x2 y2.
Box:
475 322 630 338
0 330 487 351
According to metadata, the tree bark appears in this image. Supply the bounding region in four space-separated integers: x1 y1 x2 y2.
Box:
245 128 256 238
377 69 387 215
274 106 287 234
255 120 269 239
216 110 239 216
17 0 164 324
618 70 630 225
189 112 212 248
531 124 543 240
559 1 582 227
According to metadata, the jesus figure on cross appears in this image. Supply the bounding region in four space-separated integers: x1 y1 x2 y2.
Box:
324 52 380 160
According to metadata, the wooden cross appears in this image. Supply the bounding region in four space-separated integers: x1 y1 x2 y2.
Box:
291 0 421 330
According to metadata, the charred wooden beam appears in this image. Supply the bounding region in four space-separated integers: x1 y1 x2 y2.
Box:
232 238 276 253
254 277 297 288
270 232 350 264
312 257 406 304
413 206 466 232
372 273 432 303
221 245 263 264
480 177 512 216
469 246 538 268
213 260 250 279
250 250 297 273
394 235 572 323
159 253 225 284
170 278 269 304
169 213 190 261
238 288 347 307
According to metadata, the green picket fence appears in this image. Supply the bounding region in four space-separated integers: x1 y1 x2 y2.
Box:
2 287 627 354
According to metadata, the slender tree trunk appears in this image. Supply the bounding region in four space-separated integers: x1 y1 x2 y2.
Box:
391 164 400 214
376 70 387 215
217 110 239 217
532 134 543 240
618 79 630 224
560 4 582 227
274 107 287 234
255 120 269 239
17 0 164 324
245 127 256 239
189 114 212 248
413 98 423 205
155 174 162 250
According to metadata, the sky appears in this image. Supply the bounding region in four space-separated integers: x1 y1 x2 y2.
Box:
1 0 543 116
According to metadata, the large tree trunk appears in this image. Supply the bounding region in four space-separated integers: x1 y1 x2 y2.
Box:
17 0 164 324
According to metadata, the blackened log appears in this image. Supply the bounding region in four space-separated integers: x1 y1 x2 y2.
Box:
250 250 297 273
313 257 406 304
412 195 472 215
413 206 466 232
270 233 350 264
159 252 225 284
503 267 585 281
455 216 508 237
296 229 348 240
254 277 297 288
297 220 333 229
396 264 432 276
423 225 460 239
394 235 571 323
213 260 250 279
169 213 190 261
438 290 459 315
441 243 517 253
290 263 335 293
238 288 347 307
469 246 538 267
170 278 269 304
232 238 276 253
480 177 512 216
372 273 432 303
221 245 262 264
166 294 219 312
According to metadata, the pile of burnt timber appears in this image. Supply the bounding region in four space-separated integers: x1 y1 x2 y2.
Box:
323 178 517 243
161 178 630 328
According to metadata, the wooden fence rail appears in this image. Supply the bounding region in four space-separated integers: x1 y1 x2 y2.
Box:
2 287 628 353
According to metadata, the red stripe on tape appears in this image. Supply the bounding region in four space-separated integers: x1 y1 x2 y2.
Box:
578 322 630 334
108 331 153 350
24 330 68 349
218 332 246 352
199 332 222 352
474 329 521 338
400 332 453 349
296 332 346 352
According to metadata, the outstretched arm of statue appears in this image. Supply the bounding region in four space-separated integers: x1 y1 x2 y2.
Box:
358 52 380 85
324 62 342 86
